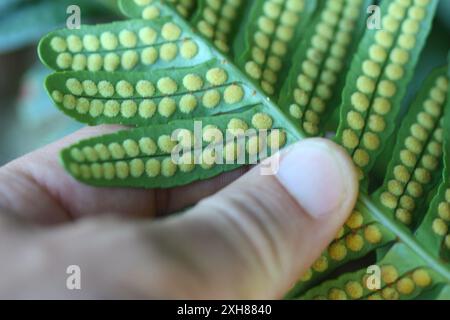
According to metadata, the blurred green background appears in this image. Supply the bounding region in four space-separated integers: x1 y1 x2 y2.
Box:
0 0 449 166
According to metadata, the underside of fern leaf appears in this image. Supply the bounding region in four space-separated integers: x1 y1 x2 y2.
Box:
37 0 450 300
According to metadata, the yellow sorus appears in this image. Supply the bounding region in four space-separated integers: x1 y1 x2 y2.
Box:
367 294 383 300
119 30 137 48
123 139 140 157
417 112 435 130
368 114 386 132
347 111 365 131
161 22 182 41
364 224 382 244
227 118 248 136
386 63 405 81
396 277 415 295
161 158 177 177
52 90 63 103
328 289 347 300
312 256 328 272
300 269 312 282
83 35 100 52
116 80 134 98
224 84 244 104
406 181 423 198
345 281 364 299
69 163 81 177
120 100 137 118
345 233 364 252
157 77 178 95
388 180 404 196
245 61 262 80
400 149 417 168
142 6 160 20
50 37 67 52
67 35 83 52
378 80 397 98
445 235 450 250
66 78 83 95
138 137 157 156
410 123 428 141
414 167 431 184
346 211 364 229
76 98 90 114
183 74 203 91
56 53 73 69
80 165 92 179
180 40 199 59
390 48 409 65
380 191 398 209
136 80 155 98
201 148 218 169
432 218 448 236
356 76 375 94
179 94 198 114
424 100 441 118
98 81 114 98
102 163 115 180
206 68 228 86
87 54 103 72
141 47 159 65
63 94 77 110
139 100 156 119
108 143 126 160
100 32 118 50
121 50 139 70
438 202 450 221
94 144 111 161
139 27 157 45
404 136 423 155
202 90 221 108
369 44 387 63
375 30 394 49
362 132 380 151
381 287 399 300
160 43 178 61
342 129 359 149
381 265 399 284
203 125 223 143
289 104 303 119
129 159 145 178
251 113 273 130
82 80 98 96
70 148 85 162
115 161 130 179
328 242 347 261
158 98 176 118
267 130 286 149
178 153 195 173
398 33 416 50
362 60 381 78
353 149 370 168
421 154 439 171
412 269 432 288
104 53 120 72
351 92 369 112
157 135 177 153
396 209 412 225
102 100 119 118
71 54 87 71
446 189 450 202
145 159 161 177
82 146 98 162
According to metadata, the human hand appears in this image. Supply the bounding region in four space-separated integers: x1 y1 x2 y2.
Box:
0 126 358 299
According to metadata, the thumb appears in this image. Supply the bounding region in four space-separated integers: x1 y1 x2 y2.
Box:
136 138 359 299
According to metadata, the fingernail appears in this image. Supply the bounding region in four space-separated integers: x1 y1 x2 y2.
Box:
276 139 352 219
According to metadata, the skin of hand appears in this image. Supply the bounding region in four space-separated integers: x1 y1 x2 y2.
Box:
0 125 358 299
